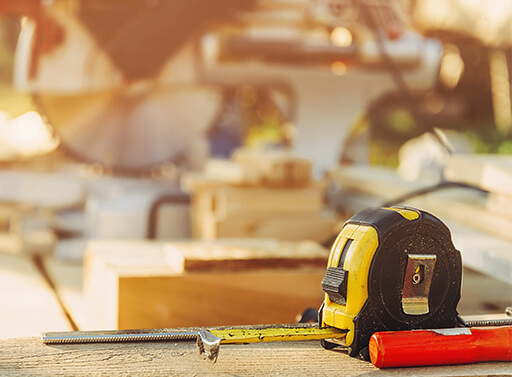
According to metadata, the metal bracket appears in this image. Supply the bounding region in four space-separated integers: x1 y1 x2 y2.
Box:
402 254 437 315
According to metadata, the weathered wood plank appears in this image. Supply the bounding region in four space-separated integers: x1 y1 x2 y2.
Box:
0 336 510 376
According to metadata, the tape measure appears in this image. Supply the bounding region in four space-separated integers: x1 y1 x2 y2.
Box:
320 206 462 357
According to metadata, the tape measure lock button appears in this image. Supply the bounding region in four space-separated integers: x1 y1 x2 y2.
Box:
322 267 349 305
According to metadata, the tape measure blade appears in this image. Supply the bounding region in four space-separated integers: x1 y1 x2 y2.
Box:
210 326 347 344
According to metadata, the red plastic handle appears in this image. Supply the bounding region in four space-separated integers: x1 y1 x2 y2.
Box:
369 326 512 368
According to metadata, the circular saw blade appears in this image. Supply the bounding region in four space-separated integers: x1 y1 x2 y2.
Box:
36 84 221 173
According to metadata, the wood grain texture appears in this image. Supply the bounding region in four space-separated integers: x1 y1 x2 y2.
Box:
0 336 510 376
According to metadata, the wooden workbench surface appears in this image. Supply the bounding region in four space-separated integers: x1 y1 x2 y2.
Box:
1 337 510 376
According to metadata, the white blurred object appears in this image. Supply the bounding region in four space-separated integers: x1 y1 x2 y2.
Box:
0 170 85 209
3 111 59 158
413 0 512 47
84 178 190 239
397 130 473 183
0 111 17 160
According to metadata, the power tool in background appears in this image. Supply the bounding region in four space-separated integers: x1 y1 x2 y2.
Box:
42 206 512 368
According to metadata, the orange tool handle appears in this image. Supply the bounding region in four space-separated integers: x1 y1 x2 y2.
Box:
369 326 512 368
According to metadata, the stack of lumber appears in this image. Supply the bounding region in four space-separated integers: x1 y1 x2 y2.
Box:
329 154 512 286
445 154 512 219
82 239 329 330
183 148 339 242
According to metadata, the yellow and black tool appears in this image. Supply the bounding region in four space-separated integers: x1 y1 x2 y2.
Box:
42 206 463 363
318 206 462 357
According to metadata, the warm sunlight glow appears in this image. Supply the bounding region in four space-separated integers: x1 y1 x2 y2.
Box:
330 27 353 48
439 44 464 89
4 111 59 157
331 61 348 75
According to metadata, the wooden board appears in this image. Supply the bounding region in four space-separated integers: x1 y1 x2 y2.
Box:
445 154 512 195
202 149 312 187
446 220 512 286
83 240 167 330
0 253 71 339
458 268 512 315
0 336 511 376
164 239 329 272
330 165 512 242
43 258 87 331
83 240 327 330
232 148 313 187
0 170 85 209
187 178 326 217
204 158 260 186
214 185 325 216
487 193 512 218
209 213 339 242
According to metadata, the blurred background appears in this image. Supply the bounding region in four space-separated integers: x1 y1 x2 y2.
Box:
0 0 510 338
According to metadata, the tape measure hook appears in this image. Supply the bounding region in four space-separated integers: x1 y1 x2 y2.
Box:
197 329 221 363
